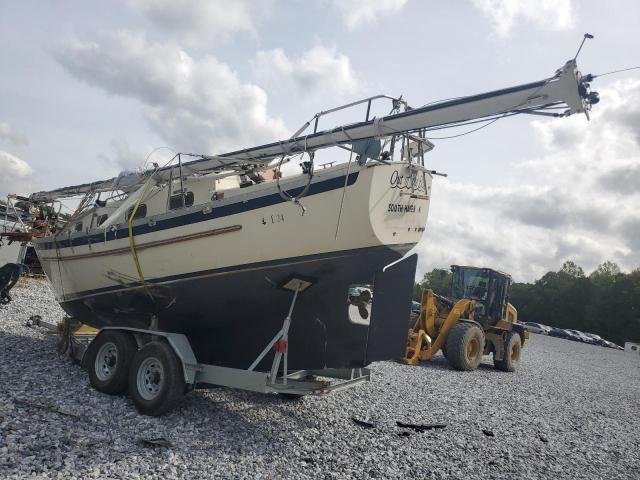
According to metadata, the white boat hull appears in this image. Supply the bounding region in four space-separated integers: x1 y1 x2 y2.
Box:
33 161 432 369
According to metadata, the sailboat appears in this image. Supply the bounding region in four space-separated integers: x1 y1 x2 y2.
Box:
4 60 599 372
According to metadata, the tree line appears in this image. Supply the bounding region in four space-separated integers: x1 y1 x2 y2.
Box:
413 261 640 345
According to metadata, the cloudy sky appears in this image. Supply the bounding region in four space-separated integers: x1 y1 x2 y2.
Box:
1 0 639 281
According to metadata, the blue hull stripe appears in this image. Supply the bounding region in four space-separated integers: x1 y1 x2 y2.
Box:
36 172 359 251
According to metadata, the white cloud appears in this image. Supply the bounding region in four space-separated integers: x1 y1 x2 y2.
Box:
0 122 28 147
471 0 575 37
416 78 640 281
54 32 288 154
129 0 269 46
332 0 408 30
0 150 33 196
96 139 176 172
252 45 360 98
105 139 146 171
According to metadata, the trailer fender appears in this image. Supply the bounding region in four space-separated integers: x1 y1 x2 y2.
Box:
102 327 199 384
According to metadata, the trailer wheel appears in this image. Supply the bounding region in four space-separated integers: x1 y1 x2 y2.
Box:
494 332 521 372
129 341 186 416
87 331 137 395
445 322 485 371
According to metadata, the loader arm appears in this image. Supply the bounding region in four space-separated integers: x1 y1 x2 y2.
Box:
404 290 475 364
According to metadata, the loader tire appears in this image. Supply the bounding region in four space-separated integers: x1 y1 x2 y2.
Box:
445 322 484 371
494 332 521 372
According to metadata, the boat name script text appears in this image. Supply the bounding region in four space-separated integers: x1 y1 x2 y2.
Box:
389 170 428 194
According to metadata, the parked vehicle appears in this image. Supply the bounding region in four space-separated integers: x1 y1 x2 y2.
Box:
539 324 552 334
584 333 608 347
549 328 571 340
548 328 581 342
566 329 596 344
522 322 548 335
411 301 421 315
409 300 421 324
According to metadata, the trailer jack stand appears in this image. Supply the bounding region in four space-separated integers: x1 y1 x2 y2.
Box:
248 276 313 384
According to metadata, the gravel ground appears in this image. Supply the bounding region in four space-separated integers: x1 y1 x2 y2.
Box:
0 278 639 479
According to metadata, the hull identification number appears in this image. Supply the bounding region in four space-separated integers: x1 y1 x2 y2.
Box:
388 203 416 213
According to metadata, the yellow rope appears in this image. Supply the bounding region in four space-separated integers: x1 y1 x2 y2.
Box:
128 171 157 284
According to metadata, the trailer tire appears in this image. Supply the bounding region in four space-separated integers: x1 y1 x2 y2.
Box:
494 332 521 372
129 341 186 416
445 322 484 371
441 341 448 359
87 331 137 395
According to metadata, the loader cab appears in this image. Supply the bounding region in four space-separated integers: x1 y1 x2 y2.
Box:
450 265 511 326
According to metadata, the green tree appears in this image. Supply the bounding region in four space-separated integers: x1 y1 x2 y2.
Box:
515 262 592 331
585 263 638 344
589 261 622 283
560 260 585 278
413 268 452 301
415 261 640 345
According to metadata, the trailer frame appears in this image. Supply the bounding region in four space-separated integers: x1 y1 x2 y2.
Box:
71 326 370 396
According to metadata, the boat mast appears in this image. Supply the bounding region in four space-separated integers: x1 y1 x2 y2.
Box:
29 59 599 202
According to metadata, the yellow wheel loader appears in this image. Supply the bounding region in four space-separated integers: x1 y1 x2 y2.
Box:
404 266 528 372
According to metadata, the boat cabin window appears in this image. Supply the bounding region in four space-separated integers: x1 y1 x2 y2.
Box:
74 222 83 232
169 191 194 210
96 214 108 226
125 204 147 221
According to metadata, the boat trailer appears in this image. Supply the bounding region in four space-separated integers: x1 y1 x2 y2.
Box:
60 277 370 415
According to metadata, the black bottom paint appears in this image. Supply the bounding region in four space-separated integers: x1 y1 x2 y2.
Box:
60 247 417 371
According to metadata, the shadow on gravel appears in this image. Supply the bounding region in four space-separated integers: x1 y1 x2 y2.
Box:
399 354 515 374
0 330 303 469
403 355 454 372
186 386 327 432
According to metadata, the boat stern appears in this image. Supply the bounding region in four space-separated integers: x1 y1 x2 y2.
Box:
367 162 432 252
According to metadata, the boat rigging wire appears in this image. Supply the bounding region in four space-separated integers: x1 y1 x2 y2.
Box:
334 150 354 240
275 135 314 215
142 146 176 170
383 106 555 140
591 66 640 78
376 112 514 141
391 74 560 140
